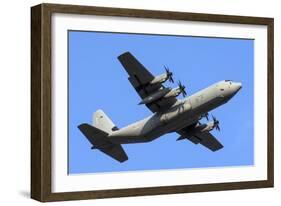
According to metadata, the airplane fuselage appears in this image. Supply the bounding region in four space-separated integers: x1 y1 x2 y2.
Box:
109 80 241 144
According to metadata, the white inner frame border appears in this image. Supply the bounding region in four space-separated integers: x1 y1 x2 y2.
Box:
51 13 268 193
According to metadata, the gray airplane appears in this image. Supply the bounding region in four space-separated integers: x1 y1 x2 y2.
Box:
78 52 242 162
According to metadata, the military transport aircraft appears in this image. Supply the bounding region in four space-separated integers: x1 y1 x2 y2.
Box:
78 52 242 162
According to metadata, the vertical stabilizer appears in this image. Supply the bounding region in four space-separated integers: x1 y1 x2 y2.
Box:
93 109 116 134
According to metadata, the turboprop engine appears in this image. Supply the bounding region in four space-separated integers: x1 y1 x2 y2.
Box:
177 115 220 140
150 66 174 85
138 81 187 105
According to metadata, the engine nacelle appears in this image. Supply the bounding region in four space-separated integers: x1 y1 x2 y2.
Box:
150 73 168 84
139 87 182 105
139 88 170 105
164 88 181 98
180 121 217 138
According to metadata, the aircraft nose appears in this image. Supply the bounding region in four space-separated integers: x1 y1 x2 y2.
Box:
233 82 242 92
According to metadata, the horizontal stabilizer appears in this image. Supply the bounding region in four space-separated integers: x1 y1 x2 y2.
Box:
78 123 128 162
99 144 128 163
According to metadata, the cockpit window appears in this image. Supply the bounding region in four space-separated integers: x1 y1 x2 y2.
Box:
225 80 232 85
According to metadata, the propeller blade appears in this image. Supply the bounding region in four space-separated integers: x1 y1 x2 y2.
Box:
212 114 216 122
211 114 220 131
216 124 221 131
183 90 187 97
177 80 187 97
164 66 174 83
169 75 174 83
164 66 168 73
202 113 209 120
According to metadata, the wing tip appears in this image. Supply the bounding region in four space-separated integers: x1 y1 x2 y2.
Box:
77 123 89 130
211 143 224 152
118 51 132 60
209 142 223 152
118 156 129 163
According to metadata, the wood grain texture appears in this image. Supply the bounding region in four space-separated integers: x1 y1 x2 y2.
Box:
267 20 274 187
31 3 274 202
31 4 42 201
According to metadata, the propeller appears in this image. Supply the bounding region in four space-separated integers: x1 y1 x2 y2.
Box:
164 66 174 83
202 113 209 121
178 80 187 97
212 115 220 131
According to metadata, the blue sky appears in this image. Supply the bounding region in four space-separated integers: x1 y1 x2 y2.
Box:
68 31 254 174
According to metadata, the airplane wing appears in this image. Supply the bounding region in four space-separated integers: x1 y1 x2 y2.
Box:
177 126 223 151
118 52 178 113
193 132 223 151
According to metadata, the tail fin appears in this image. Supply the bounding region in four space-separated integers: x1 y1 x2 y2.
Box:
93 110 118 134
78 123 128 163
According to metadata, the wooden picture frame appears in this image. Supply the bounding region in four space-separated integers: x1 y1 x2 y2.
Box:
31 3 274 202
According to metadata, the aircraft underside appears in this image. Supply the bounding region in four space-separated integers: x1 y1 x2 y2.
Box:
109 113 200 144
78 52 242 162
